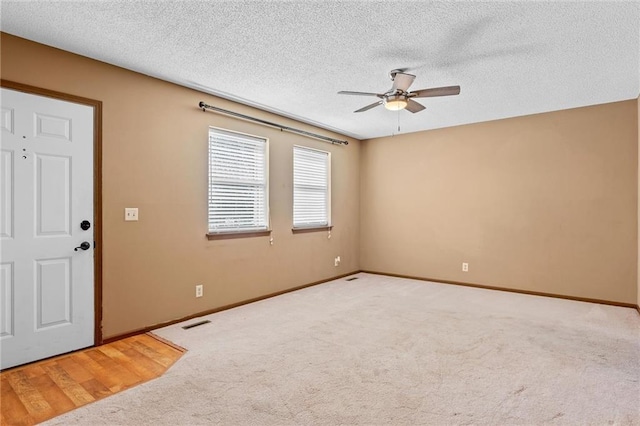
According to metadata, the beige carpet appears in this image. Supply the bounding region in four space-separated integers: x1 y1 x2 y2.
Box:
45 273 640 425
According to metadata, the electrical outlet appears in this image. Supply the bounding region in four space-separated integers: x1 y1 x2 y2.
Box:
462 262 469 272
195 284 203 298
334 256 341 267
124 208 139 221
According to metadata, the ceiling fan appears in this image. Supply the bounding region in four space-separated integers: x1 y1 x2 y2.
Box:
338 69 460 113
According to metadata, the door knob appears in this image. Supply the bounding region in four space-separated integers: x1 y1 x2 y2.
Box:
74 242 91 251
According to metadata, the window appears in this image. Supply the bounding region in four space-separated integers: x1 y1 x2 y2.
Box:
208 127 268 234
293 146 331 228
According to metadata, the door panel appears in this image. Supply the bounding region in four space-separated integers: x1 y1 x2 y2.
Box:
36 154 71 236
0 262 13 338
36 257 72 328
35 113 72 141
0 150 13 238
0 88 94 369
0 107 14 134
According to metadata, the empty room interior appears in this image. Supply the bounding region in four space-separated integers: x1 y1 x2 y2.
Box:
0 2 639 425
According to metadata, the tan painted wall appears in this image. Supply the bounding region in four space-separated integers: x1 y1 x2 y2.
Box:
0 33 360 338
361 101 638 304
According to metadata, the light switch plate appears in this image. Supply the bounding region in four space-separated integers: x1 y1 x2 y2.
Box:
125 208 139 221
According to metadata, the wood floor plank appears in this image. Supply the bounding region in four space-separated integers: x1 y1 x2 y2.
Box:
56 356 95 384
84 347 144 390
69 352 122 391
1 377 34 426
87 348 142 392
0 334 185 425
128 339 176 368
41 364 95 407
107 341 164 379
87 348 140 387
5 370 56 423
120 346 168 378
98 345 156 382
29 372 76 414
79 378 112 400
20 365 47 380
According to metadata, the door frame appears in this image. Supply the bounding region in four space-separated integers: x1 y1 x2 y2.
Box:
1 79 103 345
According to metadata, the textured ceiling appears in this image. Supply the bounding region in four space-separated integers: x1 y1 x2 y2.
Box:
2 1 639 140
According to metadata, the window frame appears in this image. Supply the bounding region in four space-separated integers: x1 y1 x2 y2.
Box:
207 126 270 238
292 145 331 231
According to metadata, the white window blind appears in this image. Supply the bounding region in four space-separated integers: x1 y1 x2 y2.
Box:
293 146 330 228
208 128 268 233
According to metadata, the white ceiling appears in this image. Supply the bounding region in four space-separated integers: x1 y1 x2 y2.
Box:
2 1 639 140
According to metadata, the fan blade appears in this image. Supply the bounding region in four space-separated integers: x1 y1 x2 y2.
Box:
392 73 416 92
338 91 383 97
354 101 383 113
405 99 426 113
410 85 461 98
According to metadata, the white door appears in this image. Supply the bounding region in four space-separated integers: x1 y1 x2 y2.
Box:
0 88 95 370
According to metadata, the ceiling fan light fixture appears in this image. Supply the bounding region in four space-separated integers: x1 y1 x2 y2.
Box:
384 95 408 111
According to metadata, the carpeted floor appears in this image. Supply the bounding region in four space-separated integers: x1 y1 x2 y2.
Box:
44 273 640 425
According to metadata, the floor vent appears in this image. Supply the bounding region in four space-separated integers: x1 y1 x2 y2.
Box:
182 320 211 330
345 277 359 281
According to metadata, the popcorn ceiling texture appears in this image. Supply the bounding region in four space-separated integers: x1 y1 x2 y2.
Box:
1 1 639 139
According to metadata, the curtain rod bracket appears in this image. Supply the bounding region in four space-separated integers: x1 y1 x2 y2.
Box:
197 101 348 146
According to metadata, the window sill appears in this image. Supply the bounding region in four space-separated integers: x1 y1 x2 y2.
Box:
206 229 272 240
291 226 333 234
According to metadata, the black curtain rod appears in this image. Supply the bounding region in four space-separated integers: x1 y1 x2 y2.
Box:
198 102 348 146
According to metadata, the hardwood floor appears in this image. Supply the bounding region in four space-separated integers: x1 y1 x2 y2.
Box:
1 333 185 426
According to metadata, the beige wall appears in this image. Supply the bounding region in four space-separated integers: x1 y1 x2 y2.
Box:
361 101 638 304
0 33 360 338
